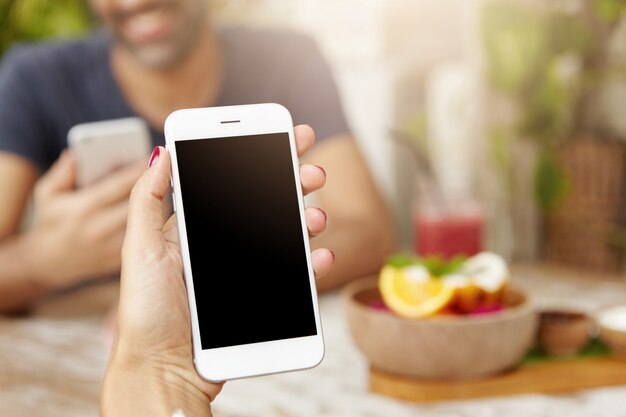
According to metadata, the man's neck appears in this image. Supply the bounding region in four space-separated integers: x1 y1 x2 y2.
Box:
111 25 222 129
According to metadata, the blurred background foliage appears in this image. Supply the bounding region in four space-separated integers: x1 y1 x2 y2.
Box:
1 0 625 261
0 0 93 57
481 0 626 211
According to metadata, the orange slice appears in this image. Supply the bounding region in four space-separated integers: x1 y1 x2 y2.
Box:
379 266 455 318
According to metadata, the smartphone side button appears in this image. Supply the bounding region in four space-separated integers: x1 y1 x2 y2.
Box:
172 193 177 212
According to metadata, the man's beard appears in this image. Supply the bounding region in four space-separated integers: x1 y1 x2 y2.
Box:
111 2 207 70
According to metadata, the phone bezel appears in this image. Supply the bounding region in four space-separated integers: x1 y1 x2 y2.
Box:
164 103 324 381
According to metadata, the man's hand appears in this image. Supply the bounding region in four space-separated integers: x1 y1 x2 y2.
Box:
26 150 144 289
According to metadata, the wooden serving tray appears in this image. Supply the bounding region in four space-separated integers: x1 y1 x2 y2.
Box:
370 357 626 402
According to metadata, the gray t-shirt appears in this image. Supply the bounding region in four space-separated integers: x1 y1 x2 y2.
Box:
0 27 350 172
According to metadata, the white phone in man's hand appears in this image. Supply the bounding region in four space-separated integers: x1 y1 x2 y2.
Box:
68 117 151 187
165 103 324 381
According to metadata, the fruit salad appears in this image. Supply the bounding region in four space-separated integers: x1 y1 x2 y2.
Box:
378 252 510 318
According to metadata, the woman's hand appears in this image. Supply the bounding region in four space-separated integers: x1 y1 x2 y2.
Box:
101 125 333 417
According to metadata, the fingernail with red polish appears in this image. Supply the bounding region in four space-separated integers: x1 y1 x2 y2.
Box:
330 250 336 262
319 208 327 223
148 146 160 168
315 165 326 177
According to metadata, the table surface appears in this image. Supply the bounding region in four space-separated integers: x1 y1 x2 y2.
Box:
2 264 626 417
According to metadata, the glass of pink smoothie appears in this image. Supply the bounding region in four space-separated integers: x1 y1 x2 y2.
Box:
414 196 484 259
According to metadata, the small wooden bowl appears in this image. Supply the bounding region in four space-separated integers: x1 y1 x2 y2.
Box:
538 309 591 356
343 276 538 379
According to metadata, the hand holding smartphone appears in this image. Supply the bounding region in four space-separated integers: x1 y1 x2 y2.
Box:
165 103 324 381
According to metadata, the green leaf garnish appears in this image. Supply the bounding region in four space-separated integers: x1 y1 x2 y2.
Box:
385 253 419 268
419 256 467 277
385 253 467 277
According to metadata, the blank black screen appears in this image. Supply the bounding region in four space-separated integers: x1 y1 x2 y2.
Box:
175 133 317 349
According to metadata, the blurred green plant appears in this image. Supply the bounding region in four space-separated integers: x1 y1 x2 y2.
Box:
534 149 569 212
481 0 626 211
522 338 611 365
0 0 93 57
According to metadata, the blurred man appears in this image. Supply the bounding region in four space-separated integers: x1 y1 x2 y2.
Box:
0 0 394 312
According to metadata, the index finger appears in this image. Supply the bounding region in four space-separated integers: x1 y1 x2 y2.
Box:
295 125 315 158
77 161 145 209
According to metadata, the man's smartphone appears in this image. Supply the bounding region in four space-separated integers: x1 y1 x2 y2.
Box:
164 103 324 381
68 117 151 187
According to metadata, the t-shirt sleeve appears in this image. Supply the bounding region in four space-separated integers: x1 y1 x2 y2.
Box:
282 35 351 142
0 47 54 172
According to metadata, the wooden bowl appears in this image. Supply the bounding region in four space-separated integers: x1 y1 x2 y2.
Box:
538 309 591 356
343 276 538 379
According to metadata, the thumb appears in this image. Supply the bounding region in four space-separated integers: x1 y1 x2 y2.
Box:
35 150 76 199
125 147 172 250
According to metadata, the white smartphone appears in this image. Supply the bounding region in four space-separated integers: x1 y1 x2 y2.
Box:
164 103 324 381
68 117 151 187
